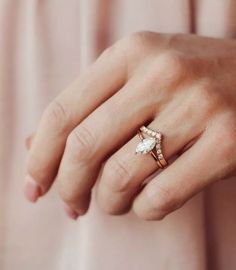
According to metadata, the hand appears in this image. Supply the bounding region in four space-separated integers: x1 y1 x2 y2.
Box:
25 32 236 220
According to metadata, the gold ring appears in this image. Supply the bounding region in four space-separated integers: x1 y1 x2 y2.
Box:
135 125 168 169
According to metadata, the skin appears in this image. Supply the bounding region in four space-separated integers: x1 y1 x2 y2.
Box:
24 32 236 220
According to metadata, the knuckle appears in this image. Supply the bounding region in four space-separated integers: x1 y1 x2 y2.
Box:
42 100 70 135
126 31 154 45
66 126 95 162
100 42 124 60
98 41 128 76
119 31 158 54
102 31 162 77
135 51 188 100
195 80 220 112
161 51 188 80
103 157 131 192
102 31 150 59
121 31 149 46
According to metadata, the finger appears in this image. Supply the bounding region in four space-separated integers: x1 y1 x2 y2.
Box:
56 50 201 215
56 74 156 215
25 45 127 199
96 91 204 215
132 121 236 220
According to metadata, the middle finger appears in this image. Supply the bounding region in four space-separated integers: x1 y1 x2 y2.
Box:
57 74 156 215
96 87 206 214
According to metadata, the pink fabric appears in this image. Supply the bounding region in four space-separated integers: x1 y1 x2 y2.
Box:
1 0 236 269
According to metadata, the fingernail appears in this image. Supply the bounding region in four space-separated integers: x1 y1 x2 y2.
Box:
63 204 79 220
24 175 42 203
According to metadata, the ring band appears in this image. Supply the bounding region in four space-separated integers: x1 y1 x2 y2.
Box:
135 125 168 169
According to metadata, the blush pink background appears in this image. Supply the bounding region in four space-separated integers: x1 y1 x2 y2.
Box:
1 0 236 269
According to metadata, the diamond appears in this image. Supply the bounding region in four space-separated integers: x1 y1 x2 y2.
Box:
136 138 156 154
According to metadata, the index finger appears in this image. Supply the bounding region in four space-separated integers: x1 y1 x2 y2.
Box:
25 46 127 201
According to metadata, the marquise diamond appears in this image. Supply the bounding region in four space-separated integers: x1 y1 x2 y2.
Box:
135 138 156 154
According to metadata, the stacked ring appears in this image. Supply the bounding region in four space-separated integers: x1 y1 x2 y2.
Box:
135 125 168 169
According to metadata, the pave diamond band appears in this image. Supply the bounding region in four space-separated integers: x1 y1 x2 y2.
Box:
135 125 168 169
140 126 162 140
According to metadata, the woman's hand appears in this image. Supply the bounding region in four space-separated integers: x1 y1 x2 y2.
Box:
25 32 236 220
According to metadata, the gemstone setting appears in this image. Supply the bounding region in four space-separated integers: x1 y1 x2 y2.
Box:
137 125 168 168
135 138 157 154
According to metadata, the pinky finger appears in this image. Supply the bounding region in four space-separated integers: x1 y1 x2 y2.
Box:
133 124 236 220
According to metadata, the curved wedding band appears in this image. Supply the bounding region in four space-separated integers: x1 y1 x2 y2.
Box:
135 125 168 169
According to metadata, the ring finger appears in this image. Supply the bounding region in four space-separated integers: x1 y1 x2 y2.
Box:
96 87 206 215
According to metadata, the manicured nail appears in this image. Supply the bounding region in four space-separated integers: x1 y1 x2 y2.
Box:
63 203 79 220
24 175 42 203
